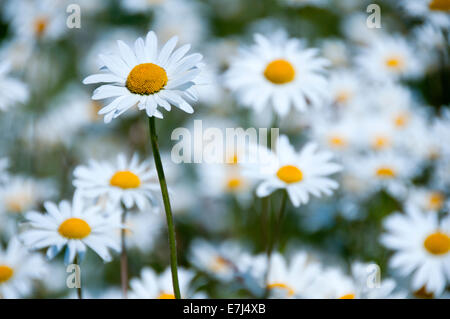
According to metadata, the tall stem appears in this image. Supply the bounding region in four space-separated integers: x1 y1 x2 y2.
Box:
74 255 82 299
148 116 181 299
120 208 128 298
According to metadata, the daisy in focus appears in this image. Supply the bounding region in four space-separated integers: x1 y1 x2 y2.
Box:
20 193 122 264
0 237 47 299
225 33 329 117
0 62 28 112
244 135 342 207
381 205 450 296
73 153 160 210
83 30 203 122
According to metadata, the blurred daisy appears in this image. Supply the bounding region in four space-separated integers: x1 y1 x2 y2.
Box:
0 237 47 299
406 187 447 212
225 33 329 116
320 39 350 69
381 205 450 296
129 267 198 299
73 153 160 210
400 0 450 29
0 62 28 111
245 135 342 207
327 70 361 108
21 193 122 264
83 30 203 122
357 35 421 81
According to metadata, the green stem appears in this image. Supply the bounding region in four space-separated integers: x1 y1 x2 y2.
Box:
120 208 128 299
148 116 181 299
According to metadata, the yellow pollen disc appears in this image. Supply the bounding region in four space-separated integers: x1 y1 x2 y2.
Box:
376 166 396 178
126 63 168 95
0 265 14 283
226 178 242 190
34 18 48 37
277 165 303 184
385 56 404 70
429 0 450 11
210 256 229 272
336 90 351 104
428 192 444 211
394 113 409 128
226 154 239 165
267 282 295 297
58 218 91 239
372 136 390 150
264 59 296 84
424 232 450 255
110 171 141 189
158 293 175 299
339 293 355 299
329 135 347 148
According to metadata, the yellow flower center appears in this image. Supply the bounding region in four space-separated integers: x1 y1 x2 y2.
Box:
429 0 450 11
58 218 92 239
0 265 14 284
110 171 141 189
394 113 409 128
277 165 303 184
210 256 230 272
339 293 355 299
158 293 175 299
226 177 242 190
372 136 390 150
385 56 404 70
267 282 295 297
335 90 351 104
375 166 396 178
264 59 296 84
424 232 450 255
328 135 347 148
427 192 444 211
34 18 48 37
126 63 168 95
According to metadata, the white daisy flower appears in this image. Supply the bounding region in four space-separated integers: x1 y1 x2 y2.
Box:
0 237 47 299
0 62 28 112
356 35 421 81
320 39 350 69
20 193 122 264
400 0 450 29
381 205 450 296
73 153 160 210
327 70 361 108
244 135 342 207
225 33 329 117
406 187 447 212
83 30 203 123
129 266 198 299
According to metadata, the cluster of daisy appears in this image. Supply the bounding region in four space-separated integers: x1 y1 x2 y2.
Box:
0 0 449 299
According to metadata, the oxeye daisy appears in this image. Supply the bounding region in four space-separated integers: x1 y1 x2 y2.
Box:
356 35 421 81
73 153 160 210
83 30 203 123
406 187 448 212
20 192 122 265
244 135 342 207
225 32 329 117
0 237 47 299
0 61 28 112
129 267 199 299
381 205 450 296
400 0 450 29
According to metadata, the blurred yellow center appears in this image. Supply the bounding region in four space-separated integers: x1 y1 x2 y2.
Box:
267 282 295 297
58 218 91 239
428 192 444 211
394 113 409 128
227 178 242 190
126 63 168 95
376 167 396 178
385 56 404 70
210 256 229 272
336 90 351 104
110 171 141 189
372 136 390 150
277 165 303 184
424 232 450 255
34 18 47 37
329 135 347 148
158 293 175 299
339 293 355 299
264 59 295 84
429 0 450 11
0 265 14 283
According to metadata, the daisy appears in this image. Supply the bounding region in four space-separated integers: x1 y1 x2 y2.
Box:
356 35 421 81
381 205 450 296
406 187 447 212
225 32 329 116
244 135 342 207
20 192 122 264
73 153 160 210
327 70 361 108
129 266 199 299
0 62 28 112
400 0 450 29
320 39 350 69
0 237 47 299
83 30 203 123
